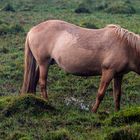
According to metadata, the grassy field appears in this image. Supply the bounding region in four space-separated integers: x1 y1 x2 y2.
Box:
0 0 140 139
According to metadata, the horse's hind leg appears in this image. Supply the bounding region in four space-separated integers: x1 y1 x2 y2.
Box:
38 63 49 99
33 66 39 93
92 69 114 113
113 75 123 111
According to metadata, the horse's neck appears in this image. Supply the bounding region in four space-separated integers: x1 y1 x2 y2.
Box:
130 47 140 74
127 43 140 74
136 47 140 74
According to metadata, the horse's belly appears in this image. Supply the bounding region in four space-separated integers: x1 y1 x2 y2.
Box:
58 60 101 76
52 48 102 76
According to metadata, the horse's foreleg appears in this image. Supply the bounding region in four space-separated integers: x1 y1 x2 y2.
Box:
92 69 114 113
113 75 123 111
39 64 49 99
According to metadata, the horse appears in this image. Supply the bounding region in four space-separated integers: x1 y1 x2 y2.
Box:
21 20 140 113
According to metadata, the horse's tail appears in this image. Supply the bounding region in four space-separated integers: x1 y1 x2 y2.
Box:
21 34 39 94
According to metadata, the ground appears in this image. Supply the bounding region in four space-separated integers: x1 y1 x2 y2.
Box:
0 0 140 139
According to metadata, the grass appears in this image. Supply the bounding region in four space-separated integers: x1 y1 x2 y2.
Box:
105 1 136 14
104 124 140 140
0 95 140 140
0 0 140 139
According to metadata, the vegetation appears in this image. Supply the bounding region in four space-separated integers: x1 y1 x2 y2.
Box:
79 21 98 29
0 0 140 139
0 95 140 140
75 0 137 14
105 125 140 140
106 106 140 126
1 3 15 12
105 1 136 14
0 23 24 35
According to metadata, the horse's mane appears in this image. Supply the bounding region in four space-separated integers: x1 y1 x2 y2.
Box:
107 24 140 50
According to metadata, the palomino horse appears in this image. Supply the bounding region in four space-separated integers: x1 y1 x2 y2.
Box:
21 20 140 113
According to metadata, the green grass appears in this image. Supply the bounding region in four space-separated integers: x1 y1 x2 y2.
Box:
0 0 140 139
0 95 140 140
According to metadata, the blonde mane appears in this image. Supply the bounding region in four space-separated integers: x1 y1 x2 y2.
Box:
107 24 140 50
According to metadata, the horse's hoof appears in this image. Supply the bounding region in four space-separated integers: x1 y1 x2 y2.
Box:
91 109 97 113
44 96 48 100
41 93 48 100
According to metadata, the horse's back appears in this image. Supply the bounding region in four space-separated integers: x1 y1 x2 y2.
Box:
27 20 129 75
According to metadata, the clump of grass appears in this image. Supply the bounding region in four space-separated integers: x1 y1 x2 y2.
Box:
0 23 24 36
75 3 91 13
1 95 56 117
105 106 140 126
105 1 136 14
9 24 24 34
45 129 74 140
0 96 14 111
74 0 93 13
75 0 136 14
0 47 9 54
105 125 140 140
0 24 10 35
1 3 15 12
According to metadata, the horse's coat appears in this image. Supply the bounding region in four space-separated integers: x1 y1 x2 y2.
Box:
21 20 140 112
